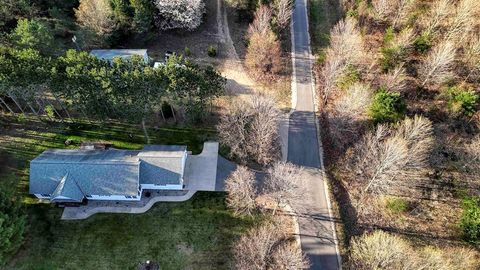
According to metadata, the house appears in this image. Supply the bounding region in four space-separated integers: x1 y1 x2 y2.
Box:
29 143 218 203
90 49 149 64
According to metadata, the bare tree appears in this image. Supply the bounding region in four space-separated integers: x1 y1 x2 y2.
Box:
270 241 310 270
321 17 364 102
444 0 480 44
423 0 453 37
392 27 415 51
371 0 398 22
351 116 434 194
463 35 480 81
392 0 417 28
217 95 280 165
363 134 409 193
248 95 281 165
246 29 283 80
247 5 273 38
75 0 116 36
225 166 258 216
264 162 303 214
351 231 479 270
394 115 434 171
328 83 372 150
217 100 251 161
418 40 456 87
273 0 293 29
154 0 205 31
233 219 309 270
380 65 408 93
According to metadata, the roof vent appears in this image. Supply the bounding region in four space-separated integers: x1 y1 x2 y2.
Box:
80 142 112 150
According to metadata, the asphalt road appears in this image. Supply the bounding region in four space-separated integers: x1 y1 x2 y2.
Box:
287 0 341 269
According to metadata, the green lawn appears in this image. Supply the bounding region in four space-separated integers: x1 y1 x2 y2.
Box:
9 193 254 270
0 116 252 269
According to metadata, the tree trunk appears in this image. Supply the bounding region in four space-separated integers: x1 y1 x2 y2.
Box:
160 107 166 122
170 105 177 122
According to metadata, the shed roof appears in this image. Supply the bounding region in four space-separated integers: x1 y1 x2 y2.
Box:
90 49 149 62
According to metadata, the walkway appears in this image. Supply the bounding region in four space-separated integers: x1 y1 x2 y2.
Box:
288 0 341 269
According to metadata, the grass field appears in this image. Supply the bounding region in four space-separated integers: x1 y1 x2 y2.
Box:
0 115 253 269
8 193 255 270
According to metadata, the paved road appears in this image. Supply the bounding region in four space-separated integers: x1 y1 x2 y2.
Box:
288 0 341 269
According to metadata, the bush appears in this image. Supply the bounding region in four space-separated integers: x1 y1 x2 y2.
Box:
207 45 217 57
385 197 409 214
184 46 191 56
44 105 55 119
445 87 479 117
414 33 432 53
335 64 360 90
351 231 415 269
383 26 395 45
460 196 480 244
380 47 403 72
369 88 406 123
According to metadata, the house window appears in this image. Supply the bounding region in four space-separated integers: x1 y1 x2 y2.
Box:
133 196 137 199
41 194 50 197
125 196 132 199
86 195 92 198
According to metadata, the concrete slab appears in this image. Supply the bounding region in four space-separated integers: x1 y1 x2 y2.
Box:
184 142 219 191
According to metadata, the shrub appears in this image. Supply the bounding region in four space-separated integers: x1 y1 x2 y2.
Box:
385 197 410 214
44 105 55 119
207 45 217 57
460 196 480 244
369 88 406 123
335 64 360 90
380 47 403 72
414 33 432 53
184 46 191 56
445 87 479 117
350 231 415 269
383 26 395 45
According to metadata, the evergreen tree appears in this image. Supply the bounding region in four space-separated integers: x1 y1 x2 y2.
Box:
0 191 26 264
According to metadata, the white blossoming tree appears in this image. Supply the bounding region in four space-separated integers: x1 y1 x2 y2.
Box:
154 0 205 31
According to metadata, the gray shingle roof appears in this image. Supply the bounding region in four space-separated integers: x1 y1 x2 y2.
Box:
51 173 84 202
29 146 186 198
